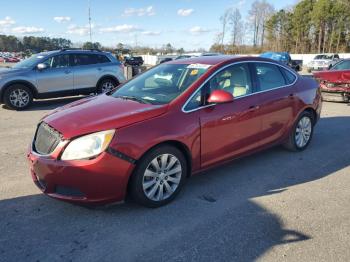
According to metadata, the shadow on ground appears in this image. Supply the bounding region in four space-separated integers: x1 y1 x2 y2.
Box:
1 96 87 111
0 116 349 262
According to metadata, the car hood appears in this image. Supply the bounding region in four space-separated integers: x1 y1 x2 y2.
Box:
313 70 350 83
43 94 168 139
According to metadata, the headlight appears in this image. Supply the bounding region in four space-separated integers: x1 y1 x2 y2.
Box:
61 130 115 160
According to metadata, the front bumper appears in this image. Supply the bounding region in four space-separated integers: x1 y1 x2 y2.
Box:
27 148 135 205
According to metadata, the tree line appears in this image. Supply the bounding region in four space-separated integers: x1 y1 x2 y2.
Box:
211 0 350 54
0 35 73 53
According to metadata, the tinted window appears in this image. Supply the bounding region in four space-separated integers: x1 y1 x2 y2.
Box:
43 55 70 69
255 63 286 91
332 60 350 70
73 54 96 66
97 55 110 63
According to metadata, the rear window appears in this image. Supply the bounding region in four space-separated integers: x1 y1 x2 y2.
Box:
255 63 286 91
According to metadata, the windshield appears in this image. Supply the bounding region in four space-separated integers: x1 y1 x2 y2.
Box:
331 60 350 71
12 54 45 69
111 63 210 104
314 55 332 60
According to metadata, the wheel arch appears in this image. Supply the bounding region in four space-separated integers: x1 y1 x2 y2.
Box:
1 80 38 102
302 107 317 124
126 140 193 197
96 75 120 89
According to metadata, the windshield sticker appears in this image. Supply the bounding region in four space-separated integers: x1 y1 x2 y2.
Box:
190 69 199 76
187 64 211 69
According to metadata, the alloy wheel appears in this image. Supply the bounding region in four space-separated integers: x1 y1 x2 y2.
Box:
101 81 115 93
142 154 182 201
9 88 30 108
295 116 312 148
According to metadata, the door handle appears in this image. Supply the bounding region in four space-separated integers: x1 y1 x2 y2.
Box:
97 68 102 71
248 105 260 111
288 93 295 98
64 70 71 74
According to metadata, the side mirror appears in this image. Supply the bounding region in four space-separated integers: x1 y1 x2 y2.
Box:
37 63 47 70
328 64 333 70
207 90 234 104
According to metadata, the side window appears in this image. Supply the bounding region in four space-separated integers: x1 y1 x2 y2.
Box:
281 68 297 84
255 63 286 91
97 55 111 64
73 54 96 66
332 60 350 70
42 55 70 69
209 63 252 98
184 63 252 111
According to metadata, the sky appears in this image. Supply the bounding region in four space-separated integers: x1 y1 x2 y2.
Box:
0 0 297 50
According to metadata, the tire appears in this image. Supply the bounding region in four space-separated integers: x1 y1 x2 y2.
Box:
283 111 314 152
3 84 33 110
97 78 118 94
129 145 187 208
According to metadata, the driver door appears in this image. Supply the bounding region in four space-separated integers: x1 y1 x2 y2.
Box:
199 63 263 168
35 54 74 93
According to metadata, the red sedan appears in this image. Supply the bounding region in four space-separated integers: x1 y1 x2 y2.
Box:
28 56 322 207
313 59 350 102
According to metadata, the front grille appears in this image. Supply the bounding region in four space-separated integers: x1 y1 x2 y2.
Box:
33 122 62 155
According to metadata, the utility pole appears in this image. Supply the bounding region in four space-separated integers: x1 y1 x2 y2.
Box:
88 0 92 42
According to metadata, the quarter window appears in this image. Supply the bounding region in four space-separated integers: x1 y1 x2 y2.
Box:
255 63 286 91
282 68 297 84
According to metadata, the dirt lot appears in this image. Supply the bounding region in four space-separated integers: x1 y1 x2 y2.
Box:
0 99 349 262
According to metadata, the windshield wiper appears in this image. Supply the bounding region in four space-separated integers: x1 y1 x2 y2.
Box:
115 95 152 104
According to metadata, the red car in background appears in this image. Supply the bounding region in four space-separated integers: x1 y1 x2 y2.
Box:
313 59 350 102
28 56 322 207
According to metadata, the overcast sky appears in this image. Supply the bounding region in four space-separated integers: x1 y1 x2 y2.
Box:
0 0 297 50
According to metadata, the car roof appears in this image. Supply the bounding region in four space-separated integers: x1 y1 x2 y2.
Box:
167 55 282 66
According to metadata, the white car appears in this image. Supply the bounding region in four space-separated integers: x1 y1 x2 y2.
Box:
307 54 340 72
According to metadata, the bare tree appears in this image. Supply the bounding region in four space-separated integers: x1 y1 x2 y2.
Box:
249 0 274 47
229 8 242 46
220 9 231 50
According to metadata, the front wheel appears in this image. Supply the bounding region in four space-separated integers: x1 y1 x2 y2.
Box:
129 145 187 207
3 84 33 110
283 111 314 151
97 78 118 94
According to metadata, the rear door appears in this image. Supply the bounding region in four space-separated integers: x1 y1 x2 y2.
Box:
71 53 101 90
252 62 298 146
35 54 73 93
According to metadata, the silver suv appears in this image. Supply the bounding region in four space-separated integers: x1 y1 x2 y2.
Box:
0 49 126 110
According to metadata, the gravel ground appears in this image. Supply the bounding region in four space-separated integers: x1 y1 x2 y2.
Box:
0 99 349 262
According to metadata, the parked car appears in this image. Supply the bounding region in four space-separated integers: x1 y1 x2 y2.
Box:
313 59 350 102
159 57 173 64
260 52 301 71
28 56 322 207
307 53 340 73
175 55 194 60
201 52 223 56
124 56 144 66
0 48 126 110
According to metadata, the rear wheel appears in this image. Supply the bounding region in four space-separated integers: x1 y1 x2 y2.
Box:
97 78 118 94
129 145 187 207
3 84 33 110
283 111 314 151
